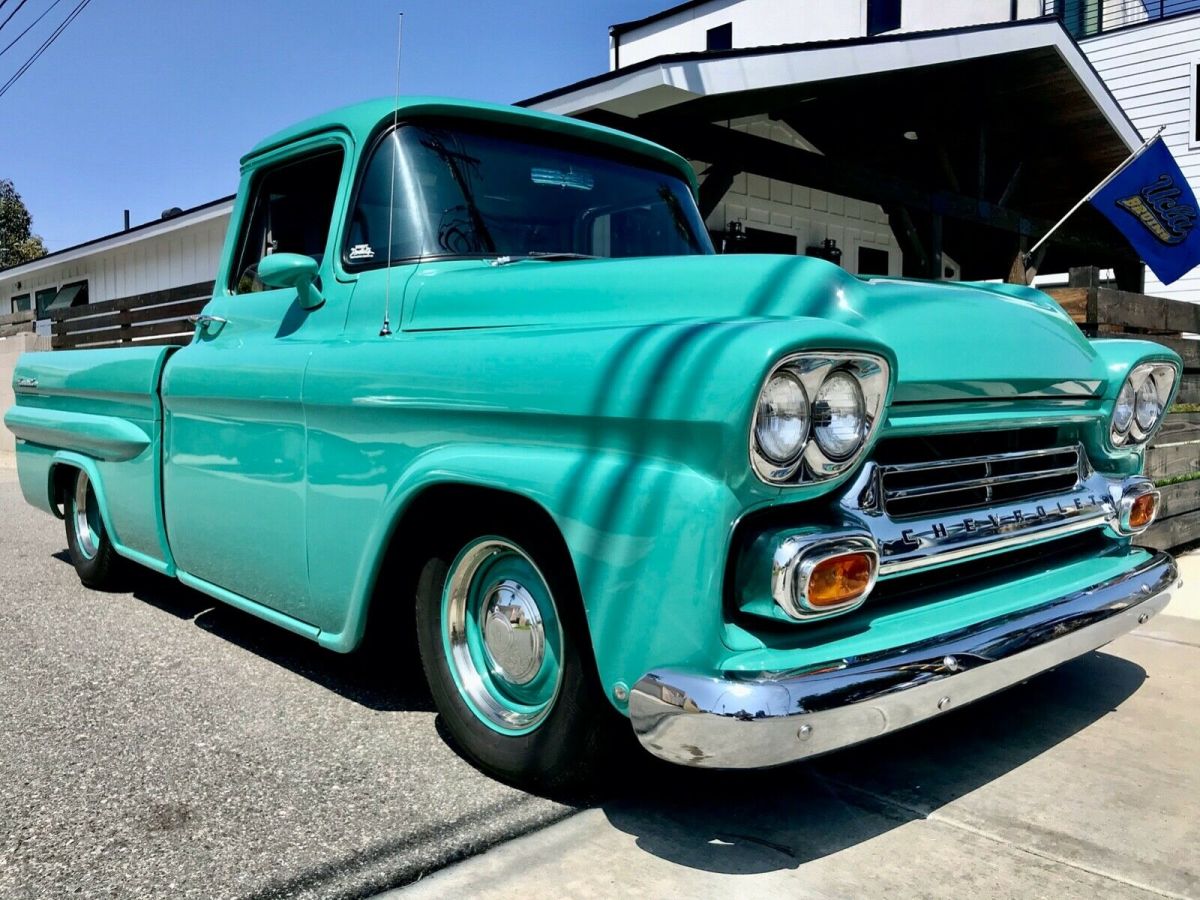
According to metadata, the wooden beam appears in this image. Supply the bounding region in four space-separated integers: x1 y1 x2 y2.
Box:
697 165 737 221
584 111 1131 259
929 213 944 279
882 205 927 277
1141 507 1200 550
997 161 1023 209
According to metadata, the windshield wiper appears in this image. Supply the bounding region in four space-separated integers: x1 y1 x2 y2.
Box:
491 252 599 266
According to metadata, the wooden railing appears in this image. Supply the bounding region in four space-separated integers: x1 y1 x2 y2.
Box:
1046 268 1200 550
49 281 214 350
0 309 35 339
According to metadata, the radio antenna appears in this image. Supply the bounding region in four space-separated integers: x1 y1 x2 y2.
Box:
380 11 404 337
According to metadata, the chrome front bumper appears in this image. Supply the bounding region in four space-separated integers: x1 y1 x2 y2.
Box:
630 551 1177 768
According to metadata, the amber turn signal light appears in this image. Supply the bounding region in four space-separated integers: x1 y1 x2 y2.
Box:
1127 492 1158 531
807 552 875 608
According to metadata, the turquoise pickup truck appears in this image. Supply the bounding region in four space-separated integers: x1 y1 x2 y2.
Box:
5 98 1183 790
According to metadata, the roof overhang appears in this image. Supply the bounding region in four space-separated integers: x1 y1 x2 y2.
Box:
526 19 1139 152
0 196 235 283
522 18 1144 279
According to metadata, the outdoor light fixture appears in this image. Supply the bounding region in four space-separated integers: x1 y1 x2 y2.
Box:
903 130 919 141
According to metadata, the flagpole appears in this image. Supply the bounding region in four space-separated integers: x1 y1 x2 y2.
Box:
1024 125 1166 263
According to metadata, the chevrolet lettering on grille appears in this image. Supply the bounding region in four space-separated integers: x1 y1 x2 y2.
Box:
896 494 1109 549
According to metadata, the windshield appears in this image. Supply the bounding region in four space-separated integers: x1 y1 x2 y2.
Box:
344 121 713 266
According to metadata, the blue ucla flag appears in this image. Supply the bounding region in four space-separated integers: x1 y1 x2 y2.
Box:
1090 137 1200 285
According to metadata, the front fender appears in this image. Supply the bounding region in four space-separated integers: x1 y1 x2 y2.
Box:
318 442 741 707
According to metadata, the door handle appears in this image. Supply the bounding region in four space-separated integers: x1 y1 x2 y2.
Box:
187 314 228 329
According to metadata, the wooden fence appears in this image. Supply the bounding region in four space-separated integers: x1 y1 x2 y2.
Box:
1047 268 1200 550
39 269 1200 548
49 281 214 350
0 309 35 339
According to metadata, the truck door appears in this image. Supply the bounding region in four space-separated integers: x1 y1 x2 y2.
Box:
162 137 350 623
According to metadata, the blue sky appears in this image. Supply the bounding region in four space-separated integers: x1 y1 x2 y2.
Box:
2 0 666 251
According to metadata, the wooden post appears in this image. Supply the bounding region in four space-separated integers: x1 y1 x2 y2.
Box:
929 213 943 280
698 165 737 221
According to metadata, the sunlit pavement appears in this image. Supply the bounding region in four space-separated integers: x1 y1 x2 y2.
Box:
395 559 1200 899
0 471 571 899
3 462 1197 899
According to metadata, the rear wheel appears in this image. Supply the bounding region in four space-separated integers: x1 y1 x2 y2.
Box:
64 468 127 589
415 522 620 792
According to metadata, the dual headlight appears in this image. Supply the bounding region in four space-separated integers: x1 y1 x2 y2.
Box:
1110 361 1177 447
751 353 890 484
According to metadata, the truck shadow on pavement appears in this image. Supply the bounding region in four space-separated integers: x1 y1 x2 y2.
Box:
603 650 1146 875
48 551 435 713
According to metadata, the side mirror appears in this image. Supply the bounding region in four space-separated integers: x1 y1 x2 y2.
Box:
257 253 325 310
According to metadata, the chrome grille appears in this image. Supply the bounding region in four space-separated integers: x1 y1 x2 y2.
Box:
879 445 1082 520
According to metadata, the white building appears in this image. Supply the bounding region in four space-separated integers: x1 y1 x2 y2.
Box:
595 0 1200 298
5 0 1200 321
1 197 231 328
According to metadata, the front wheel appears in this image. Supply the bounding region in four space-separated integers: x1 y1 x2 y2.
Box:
415 525 620 792
64 468 128 590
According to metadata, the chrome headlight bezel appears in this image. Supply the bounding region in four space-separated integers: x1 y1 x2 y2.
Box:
750 352 890 485
1110 361 1177 447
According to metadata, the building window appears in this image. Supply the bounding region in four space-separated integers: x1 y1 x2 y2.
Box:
29 280 90 319
858 246 891 276
867 0 901 35
45 280 89 315
10 293 31 314
34 287 58 319
706 23 732 51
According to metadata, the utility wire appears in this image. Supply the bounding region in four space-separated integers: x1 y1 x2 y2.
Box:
0 0 29 33
0 0 68 59
0 0 91 100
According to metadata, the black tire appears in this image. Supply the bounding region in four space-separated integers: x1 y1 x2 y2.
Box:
64 467 128 590
414 517 623 793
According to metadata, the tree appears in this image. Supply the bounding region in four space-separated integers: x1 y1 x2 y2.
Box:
0 179 47 270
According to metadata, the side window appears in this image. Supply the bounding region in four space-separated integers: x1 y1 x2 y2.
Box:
10 293 30 314
230 149 344 294
34 287 57 318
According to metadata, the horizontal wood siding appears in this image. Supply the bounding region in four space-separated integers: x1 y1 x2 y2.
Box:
0 210 230 315
1084 12 1200 302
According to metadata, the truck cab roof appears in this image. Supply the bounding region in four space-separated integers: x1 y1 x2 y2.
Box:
242 95 700 195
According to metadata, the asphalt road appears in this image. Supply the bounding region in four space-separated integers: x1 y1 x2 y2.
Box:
0 472 570 899
6 463 1198 900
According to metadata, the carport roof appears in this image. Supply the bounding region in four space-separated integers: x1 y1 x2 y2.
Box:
521 18 1145 276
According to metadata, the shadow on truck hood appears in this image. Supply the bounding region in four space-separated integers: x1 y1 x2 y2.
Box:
403 254 1105 402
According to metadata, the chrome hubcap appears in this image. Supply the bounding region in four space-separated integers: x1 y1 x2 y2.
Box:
73 470 101 560
443 538 563 734
481 579 545 685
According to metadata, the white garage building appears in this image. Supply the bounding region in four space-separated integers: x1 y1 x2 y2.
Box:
4 0 1200 324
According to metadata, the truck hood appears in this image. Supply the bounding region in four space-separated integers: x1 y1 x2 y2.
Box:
403 255 1104 403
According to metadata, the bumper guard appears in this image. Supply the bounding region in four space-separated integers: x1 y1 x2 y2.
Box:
630 551 1177 768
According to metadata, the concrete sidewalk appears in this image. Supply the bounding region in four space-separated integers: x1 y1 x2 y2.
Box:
395 567 1200 899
